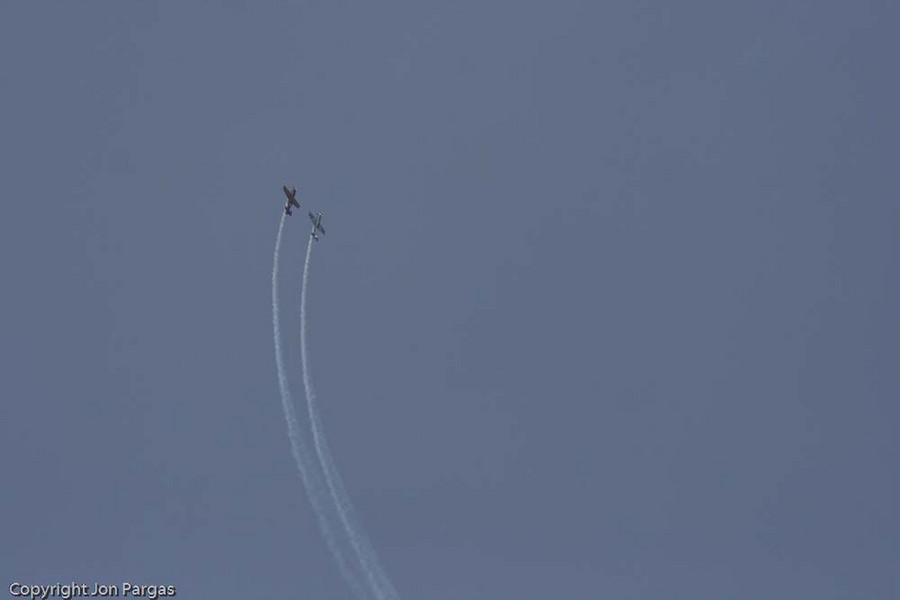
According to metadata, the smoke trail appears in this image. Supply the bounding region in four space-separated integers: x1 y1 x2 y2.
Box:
272 214 369 600
299 236 402 600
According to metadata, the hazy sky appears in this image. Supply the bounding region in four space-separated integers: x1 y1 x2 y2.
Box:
2 2 898 598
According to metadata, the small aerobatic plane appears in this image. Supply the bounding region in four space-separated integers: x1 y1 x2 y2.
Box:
282 186 300 216
308 212 326 241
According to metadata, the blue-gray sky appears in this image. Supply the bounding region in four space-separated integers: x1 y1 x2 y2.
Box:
2 2 898 598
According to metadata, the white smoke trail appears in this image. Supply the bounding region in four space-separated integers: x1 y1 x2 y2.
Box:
299 235 402 600
272 215 369 600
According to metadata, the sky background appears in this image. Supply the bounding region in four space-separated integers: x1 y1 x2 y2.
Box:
2 1 898 598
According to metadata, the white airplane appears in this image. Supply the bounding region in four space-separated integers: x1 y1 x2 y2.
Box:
308 212 326 241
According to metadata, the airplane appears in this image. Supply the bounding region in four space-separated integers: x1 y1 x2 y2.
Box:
282 186 300 215
308 211 326 241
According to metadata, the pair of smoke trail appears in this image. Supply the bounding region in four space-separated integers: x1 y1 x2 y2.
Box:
272 215 400 600
271 216 366 599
